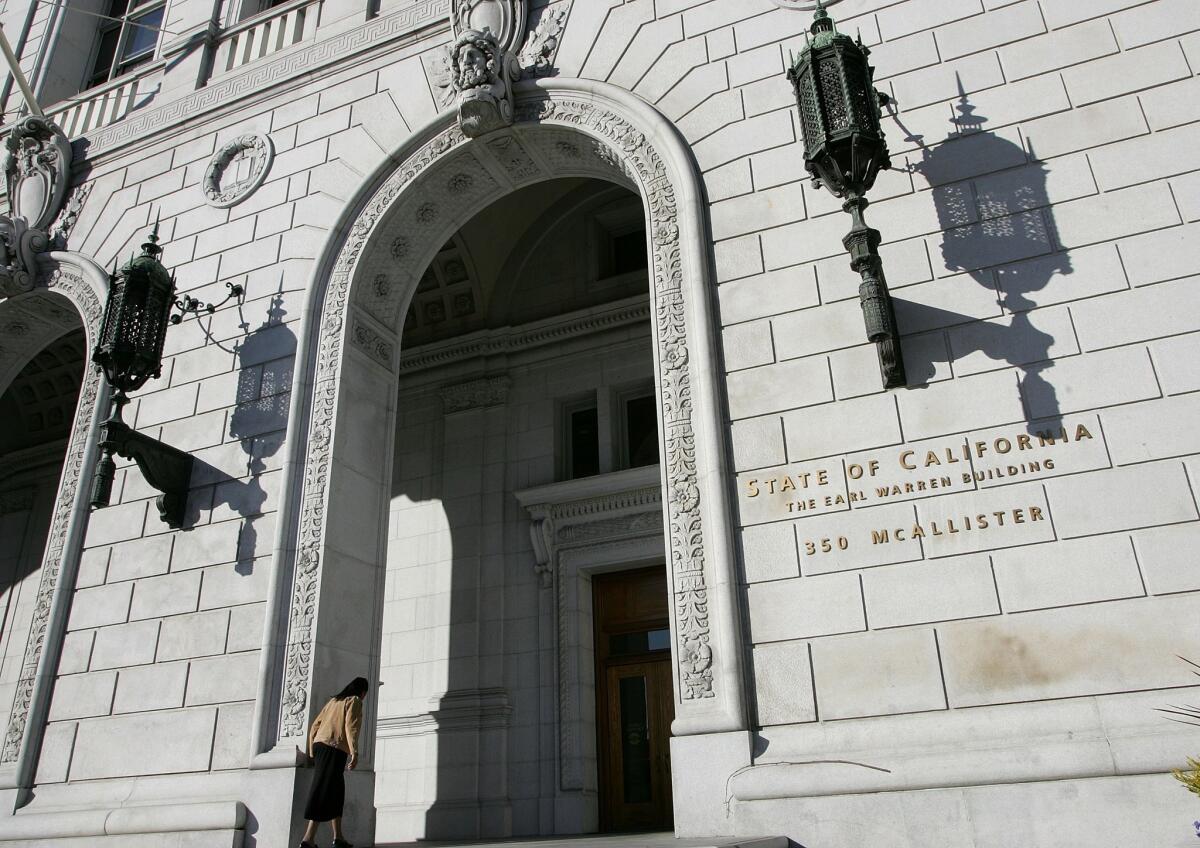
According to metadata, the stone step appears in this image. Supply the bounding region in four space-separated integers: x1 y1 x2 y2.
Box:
377 835 788 848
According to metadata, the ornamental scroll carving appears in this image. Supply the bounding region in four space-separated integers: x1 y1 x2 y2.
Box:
1 266 103 764
0 117 74 299
279 90 716 740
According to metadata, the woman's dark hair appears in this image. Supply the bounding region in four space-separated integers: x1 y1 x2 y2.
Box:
334 677 369 700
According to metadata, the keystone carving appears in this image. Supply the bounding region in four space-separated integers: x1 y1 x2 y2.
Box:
0 116 73 298
448 28 521 138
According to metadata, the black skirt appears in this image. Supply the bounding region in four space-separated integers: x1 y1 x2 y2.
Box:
304 742 348 822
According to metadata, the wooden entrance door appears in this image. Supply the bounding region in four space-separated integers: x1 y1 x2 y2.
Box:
594 567 674 832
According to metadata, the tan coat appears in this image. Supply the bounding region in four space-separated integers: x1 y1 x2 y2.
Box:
308 696 364 758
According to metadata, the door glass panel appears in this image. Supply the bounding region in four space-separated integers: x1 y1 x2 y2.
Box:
609 627 670 657
618 675 652 804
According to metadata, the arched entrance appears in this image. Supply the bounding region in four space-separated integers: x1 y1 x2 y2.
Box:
0 255 108 795
262 81 749 845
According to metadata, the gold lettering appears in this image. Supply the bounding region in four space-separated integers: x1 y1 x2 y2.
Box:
1017 434 1032 450
996 437 1012 454
992 510 1006 526
871 529 890 545
976 513 989 529
1013 508 1025 524
780 476 796 493
1030 506 1044 521
1076 424 1093 441
925 450 941 467
848 463 863 480
817 470 829 485
747 480 759 498
910 524 925 539
900 450 916 470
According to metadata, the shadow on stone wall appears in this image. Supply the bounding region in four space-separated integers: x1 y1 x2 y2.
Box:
892 82 1071 427
186 291 293 575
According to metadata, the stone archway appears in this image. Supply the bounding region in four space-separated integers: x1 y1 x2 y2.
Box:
0 253 109 794
259 79 749 838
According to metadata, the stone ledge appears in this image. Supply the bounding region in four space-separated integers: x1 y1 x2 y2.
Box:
0 800 245 842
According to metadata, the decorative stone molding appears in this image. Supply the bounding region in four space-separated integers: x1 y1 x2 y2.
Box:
452 0 527 54
272 81 748 748
202 133 274 208
49 183 91 249
399 296 650 374
376 688 512 738
518 3 569 76
516 466 662 587
0 117 73 298
1 256 107 772
515 465 665 792
439 375 511 413
349 314 395 367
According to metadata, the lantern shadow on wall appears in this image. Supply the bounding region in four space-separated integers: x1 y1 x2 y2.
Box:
891 84 1071 427
185 290 293 574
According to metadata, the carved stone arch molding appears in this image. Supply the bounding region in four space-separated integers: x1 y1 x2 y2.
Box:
0 252 109 792
258 79 748 765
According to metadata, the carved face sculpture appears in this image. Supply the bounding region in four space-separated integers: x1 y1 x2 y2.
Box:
455 42 492 89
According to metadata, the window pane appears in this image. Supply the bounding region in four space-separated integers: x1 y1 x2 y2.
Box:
624 394 658 468
89 27 121 86
109 0 131 18
121 7 163 60
569 406 599 479
612 229 648 275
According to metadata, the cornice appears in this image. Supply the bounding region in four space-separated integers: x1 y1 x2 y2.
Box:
399 295 651 375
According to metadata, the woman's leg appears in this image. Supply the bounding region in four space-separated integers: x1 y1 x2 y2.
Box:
302 820 319 843
331 816 343 840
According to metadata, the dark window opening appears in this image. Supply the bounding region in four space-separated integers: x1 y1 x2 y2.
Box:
622 394 658 469
610 229 648 276
568 404 599 479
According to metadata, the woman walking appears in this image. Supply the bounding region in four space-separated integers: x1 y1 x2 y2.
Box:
299 677 369 848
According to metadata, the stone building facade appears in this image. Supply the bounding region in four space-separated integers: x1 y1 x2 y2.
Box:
0 0 1198 845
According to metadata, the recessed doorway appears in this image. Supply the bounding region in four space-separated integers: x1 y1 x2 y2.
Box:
593 566 674 832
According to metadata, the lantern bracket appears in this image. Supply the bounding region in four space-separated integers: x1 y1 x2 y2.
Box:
170 280 245 324
93 409 194 529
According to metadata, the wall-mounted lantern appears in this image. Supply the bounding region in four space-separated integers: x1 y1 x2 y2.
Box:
90 226 194 527
787 1 906 388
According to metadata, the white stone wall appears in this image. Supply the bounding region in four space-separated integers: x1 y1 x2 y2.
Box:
0 0 1196 845
377 328 654 839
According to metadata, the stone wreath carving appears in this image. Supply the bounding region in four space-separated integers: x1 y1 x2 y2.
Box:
1 266 103 764
202 133 275 208
278 92 716 741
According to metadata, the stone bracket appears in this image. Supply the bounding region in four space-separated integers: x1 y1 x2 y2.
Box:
95 419 195 528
